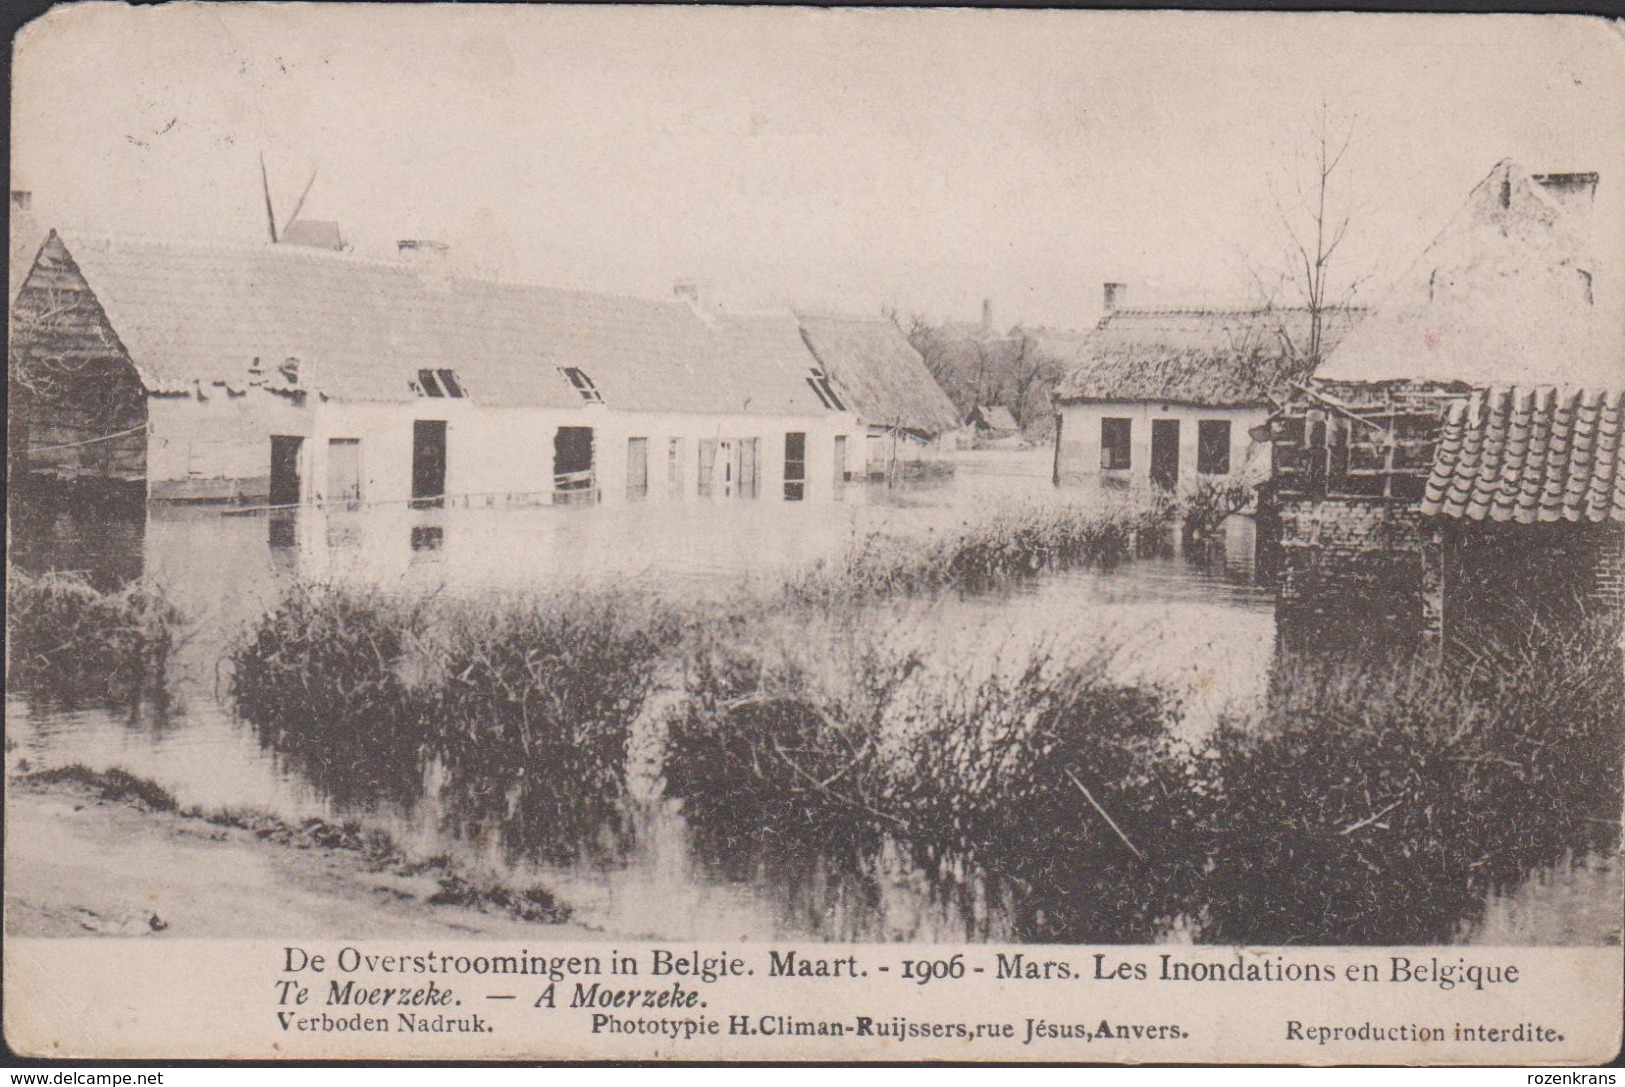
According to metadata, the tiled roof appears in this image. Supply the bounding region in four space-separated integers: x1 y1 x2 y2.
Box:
43 231 834 416
796 312 960 435
1318 161 1622 387
1422 386 1624 523
1055 306 1363 407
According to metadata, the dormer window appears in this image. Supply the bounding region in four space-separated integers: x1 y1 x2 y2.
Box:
278 358 300 386
561 367 604 404
415 369 467 398
805 368 846 411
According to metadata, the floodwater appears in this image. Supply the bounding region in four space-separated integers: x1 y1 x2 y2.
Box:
7 449 1617 944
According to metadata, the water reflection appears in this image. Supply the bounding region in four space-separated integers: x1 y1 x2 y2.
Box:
410 525 444 553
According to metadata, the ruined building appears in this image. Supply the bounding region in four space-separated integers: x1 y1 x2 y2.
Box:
1270 161 1623 647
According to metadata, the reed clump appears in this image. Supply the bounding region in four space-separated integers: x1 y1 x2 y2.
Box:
426 590 679 862
230 581 678 861
781 497 1171 608
663 619 1201 940
6 570 183 706
663 614 917 857
231 581 429 738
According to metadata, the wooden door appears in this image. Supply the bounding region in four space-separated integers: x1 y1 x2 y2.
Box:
327 438 362 507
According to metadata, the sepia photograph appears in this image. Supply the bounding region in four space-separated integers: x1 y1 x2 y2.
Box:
4 2 1622 1064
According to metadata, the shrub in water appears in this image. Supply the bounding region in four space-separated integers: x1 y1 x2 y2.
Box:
1195 621 1623 944
231 582 425 734
427 589 679 863
6 570 182 707
230 582 432 808
664 615 916 861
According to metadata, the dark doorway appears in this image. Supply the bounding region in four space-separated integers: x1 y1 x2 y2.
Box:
553 426 596 505
269 435 304 506
412 420 447 506
1150 419 1180 491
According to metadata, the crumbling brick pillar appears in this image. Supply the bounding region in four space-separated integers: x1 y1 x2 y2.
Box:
1419 521 1446 654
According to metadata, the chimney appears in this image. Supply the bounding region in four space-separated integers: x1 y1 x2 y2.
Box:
980 298 994 335
10 190 31 214
1103 282 1127 314
1532 172 1599 208
397 239 450 262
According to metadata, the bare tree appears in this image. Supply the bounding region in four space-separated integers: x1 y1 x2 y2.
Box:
1007 334 1064 431
1259 102 1373 368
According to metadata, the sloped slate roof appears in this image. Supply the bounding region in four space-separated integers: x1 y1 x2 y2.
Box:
1422 385 1623 523
1055 306 1362 407
796 312 960 435
45 231 832 416
1318 161 1622 387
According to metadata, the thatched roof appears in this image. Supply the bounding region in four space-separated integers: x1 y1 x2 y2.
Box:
1055 306 1363 408
1318 161 1622 387
796 312 960 435
31 231 836 417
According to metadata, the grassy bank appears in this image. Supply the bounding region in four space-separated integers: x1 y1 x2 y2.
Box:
6 570 183 707
20 765 572 923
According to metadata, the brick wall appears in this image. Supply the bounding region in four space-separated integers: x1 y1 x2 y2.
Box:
1277 498 1430 628
1597 526 1625 609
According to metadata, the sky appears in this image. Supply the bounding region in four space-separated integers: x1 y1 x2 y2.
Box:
12 5 1625 330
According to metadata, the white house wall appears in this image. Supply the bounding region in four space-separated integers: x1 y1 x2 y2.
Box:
595 411 856 504
146 391 311 501
1055 401 1263 491
299 400 858 507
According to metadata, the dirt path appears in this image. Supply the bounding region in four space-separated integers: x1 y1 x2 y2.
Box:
5 777 603 940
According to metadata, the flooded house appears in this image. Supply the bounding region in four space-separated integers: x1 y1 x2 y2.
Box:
1270 161 1624 645
1052 282 1361 492
795 312 962 477
9 230 855 508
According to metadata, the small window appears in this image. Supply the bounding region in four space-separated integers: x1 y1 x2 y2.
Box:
436 369 466 398
561 367 604 404
806 369 846 411
416 370 444 397
1198 420 1232 475
784 432 807 501
1101 417 1132 470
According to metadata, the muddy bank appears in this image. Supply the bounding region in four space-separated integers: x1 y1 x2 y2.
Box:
5 767 602 939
